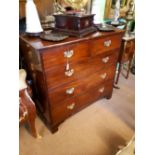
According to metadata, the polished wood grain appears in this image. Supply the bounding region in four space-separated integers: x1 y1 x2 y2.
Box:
45 51 118 89
42 41 90 70
48 66 116 105
115 38 135 84
121 40 135 63
19 87 38 138
53 14 97 37
90 34 123 56
51 80 113 126
20 30 124 132
20 30 124 50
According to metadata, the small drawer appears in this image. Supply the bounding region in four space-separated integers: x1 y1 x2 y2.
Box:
42 41 90 71
51 80 113 125
48 65 116 106
90 34 122 56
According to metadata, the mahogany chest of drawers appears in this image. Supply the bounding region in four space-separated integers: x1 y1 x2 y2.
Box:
20 30 124 132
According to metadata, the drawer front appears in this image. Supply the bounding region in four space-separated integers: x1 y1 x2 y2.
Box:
48 65 116 107
90 34 122 56
51 80 113 125
45 51 118 89
42 41 90 71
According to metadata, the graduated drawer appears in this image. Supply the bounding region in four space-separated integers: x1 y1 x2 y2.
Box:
90 34 122 56
42 41 90 71
48 65 116 107
51 80 113 125
45 51 118 89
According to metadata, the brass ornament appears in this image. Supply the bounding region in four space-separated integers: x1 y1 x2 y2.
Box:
63 0 88 10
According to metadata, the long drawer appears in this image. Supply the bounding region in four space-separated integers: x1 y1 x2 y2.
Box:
90 34 122 56
45 51 118 89
51 80 113 125
42 41 90 71
48 65 116 108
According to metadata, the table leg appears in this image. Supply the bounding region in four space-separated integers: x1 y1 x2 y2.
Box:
115 63 122 84
126 59 132 79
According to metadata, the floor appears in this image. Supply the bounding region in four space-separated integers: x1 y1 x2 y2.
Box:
19 73 135 155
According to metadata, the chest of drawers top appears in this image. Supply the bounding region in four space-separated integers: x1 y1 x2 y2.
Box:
20 30 124 51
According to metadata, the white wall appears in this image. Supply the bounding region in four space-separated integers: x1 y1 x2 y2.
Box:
91 0 106 24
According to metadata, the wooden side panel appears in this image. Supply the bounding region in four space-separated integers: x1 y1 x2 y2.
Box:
121 40 135 62
20 38 51 122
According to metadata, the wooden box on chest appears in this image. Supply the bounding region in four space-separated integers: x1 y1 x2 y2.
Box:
20 30 124 133
53 14 97 37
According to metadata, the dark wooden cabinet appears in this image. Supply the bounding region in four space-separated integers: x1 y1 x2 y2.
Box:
20 30 124 133
115 36 135 84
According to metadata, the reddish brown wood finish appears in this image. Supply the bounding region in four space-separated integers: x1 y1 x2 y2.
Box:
90 34 123 56
115 38 135 84
51 80 113 125
48 66 116 106
53 14 96 37
19 89 37 138
20 30 124 133
45 51 118 89
42 41 90 70
54 14 95 30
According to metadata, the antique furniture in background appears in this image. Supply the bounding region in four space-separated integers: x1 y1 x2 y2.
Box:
111 0 121 25
114 0 135 84
19 0 54 19
19 69 41 138
124 0 135 37
104 0 132 19
20 29 124 133
115 34 135 84
19 0 92 20
61 0 89 11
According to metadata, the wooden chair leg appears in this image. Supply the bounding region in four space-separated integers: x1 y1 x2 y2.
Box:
27 113 41 139
27 113 37 138
24 90 42 139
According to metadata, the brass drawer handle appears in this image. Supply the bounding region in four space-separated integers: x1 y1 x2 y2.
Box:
102 57 109 63
100 73 107 79
66 87 75 95
65 69 74 77
67 103 75 110
64 50 74 58
98 87 105 93
104 40 111 47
